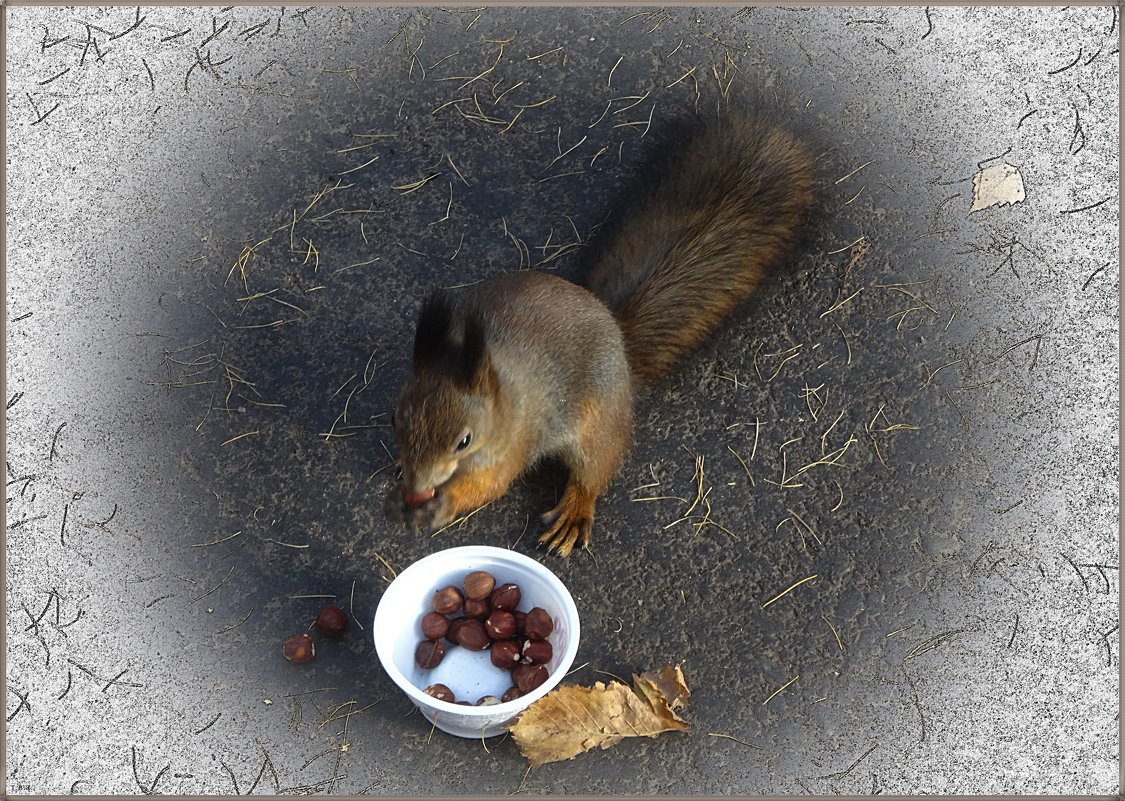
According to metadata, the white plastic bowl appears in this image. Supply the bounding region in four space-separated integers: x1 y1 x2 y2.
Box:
373 545 580 738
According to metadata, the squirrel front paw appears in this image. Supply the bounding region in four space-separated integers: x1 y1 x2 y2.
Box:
384 484 409 526
384 483 455 531
539 486 595 557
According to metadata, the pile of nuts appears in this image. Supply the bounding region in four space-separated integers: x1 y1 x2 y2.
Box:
416 570 555 705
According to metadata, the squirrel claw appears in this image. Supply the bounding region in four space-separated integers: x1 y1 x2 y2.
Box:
538 494 593 558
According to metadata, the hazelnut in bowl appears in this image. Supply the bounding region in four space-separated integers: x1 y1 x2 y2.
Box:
373 545 580 738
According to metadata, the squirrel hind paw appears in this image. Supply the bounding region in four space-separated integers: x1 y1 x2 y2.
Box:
539 496 594 558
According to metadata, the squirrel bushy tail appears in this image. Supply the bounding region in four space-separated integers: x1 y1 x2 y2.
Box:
584 115 815 386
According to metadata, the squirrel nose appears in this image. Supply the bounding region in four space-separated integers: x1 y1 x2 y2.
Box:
403 487 436 509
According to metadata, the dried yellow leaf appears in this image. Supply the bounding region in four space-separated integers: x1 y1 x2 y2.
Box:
634 664 690 713
510 664 690 767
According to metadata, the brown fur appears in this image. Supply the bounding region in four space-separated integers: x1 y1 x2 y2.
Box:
386 271 633 555
538 394 632 555
586 116 814 385
387 116 814 555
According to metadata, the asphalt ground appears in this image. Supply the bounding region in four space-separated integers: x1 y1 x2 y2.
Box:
5 5 1119 795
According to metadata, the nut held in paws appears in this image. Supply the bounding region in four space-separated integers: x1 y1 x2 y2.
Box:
403 487 436 508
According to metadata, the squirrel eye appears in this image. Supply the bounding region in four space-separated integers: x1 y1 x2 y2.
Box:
456 432 472 452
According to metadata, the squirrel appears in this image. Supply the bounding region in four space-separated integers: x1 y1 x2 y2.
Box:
384 114 814 556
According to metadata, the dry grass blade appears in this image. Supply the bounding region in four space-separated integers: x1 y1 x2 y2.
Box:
707 732 762 750
762 675 798 704
662 449 706 529
726 444 754 486
221 430 260 446
761 574 817 608
823 615 845 650
392 173 442 193
820 288 863 318
792 436 857 479
834 159 874 184
373 552 397 581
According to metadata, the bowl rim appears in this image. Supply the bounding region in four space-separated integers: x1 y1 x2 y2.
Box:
373 545 581 717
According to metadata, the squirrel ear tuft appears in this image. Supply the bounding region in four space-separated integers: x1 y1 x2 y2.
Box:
457 314 491 388
413 289 454 368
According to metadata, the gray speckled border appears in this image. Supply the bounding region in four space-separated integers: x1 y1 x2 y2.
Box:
4 4 1119 796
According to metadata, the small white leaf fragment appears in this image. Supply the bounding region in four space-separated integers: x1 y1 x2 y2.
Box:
970 162 1026 212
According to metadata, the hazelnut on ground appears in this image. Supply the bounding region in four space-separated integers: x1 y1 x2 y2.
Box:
501 686 524 703
283 633 315 663
315 605 348 637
